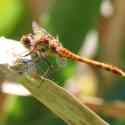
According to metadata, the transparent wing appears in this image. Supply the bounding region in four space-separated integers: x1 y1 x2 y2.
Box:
32 21 48 37
32 21 63 47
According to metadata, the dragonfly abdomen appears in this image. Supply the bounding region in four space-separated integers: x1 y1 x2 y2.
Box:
57 47 125 76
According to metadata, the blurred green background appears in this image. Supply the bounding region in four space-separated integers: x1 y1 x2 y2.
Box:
1 0 125 125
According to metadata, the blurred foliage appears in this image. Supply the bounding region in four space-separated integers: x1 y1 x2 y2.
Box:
1 0 125 125
43 0 101 53
0 0 23 36
4 96 66 125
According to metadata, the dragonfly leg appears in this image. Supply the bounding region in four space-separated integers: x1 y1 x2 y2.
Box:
23 47 36 57
42 58 55 78
34 50 55 78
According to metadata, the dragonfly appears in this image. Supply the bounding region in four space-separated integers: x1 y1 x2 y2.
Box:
21 22 125 77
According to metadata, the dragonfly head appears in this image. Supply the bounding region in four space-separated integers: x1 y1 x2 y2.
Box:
21 34 33 49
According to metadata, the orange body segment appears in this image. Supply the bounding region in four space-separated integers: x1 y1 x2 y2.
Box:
57 47 125 77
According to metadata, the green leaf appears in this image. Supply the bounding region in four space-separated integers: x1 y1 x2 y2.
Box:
19 75 109 125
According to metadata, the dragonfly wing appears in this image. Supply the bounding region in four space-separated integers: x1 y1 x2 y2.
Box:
32 21 41 34
32 21 48 37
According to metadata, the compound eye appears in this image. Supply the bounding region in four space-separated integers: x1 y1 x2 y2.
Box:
21 34 33 48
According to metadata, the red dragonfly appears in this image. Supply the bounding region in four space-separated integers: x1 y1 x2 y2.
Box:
21 22 125 77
